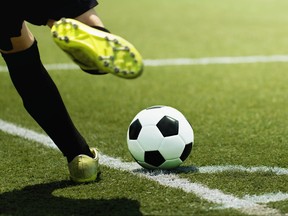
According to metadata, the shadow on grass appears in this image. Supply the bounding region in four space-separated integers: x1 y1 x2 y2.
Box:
132 165 199 175
0 181 142 216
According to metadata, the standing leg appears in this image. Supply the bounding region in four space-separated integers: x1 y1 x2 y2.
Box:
1 22 99 183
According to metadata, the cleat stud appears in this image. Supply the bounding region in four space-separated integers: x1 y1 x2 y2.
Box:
113 39 119 44
61 18 67 23
64 36 69 43
130 52 135 58
124 46 130 51
104 61 109 67
72 24 78 29
114 67 120 73
109 56 114 60
52 31 58 38
99 56 104 60
105 36 110 41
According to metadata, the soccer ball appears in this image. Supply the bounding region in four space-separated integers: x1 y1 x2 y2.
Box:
127 105 194 169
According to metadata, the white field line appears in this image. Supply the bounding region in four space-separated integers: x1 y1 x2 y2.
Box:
143 55 288 66
244 192 288 204
1 55 288 73
0 119 286 216
198 165 288 175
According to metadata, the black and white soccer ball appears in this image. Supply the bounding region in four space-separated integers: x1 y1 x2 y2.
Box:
127 105 194 170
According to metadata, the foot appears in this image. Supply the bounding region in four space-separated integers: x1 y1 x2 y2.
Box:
68 148 100 183
51 18 144 79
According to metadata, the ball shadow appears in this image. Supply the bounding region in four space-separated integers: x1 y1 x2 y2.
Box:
132 165 199 175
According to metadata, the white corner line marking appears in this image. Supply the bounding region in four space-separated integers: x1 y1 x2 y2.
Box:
1 55 288 73
143 55 288 66
0 119 285 216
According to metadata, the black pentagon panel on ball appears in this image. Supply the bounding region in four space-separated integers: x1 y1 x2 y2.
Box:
145 151 165 167
180 142 193 161
157 116 179 137
129 119 142 140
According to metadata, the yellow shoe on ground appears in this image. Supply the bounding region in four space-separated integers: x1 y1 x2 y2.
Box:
51 18 144 79
68 148 100 183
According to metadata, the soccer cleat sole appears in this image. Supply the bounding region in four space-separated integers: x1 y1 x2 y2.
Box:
51 18 144 79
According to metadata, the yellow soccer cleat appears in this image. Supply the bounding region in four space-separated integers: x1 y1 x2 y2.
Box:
51 18 144 79
68 148 100 183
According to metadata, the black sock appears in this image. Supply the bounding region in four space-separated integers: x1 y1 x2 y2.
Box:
2 40 93 162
